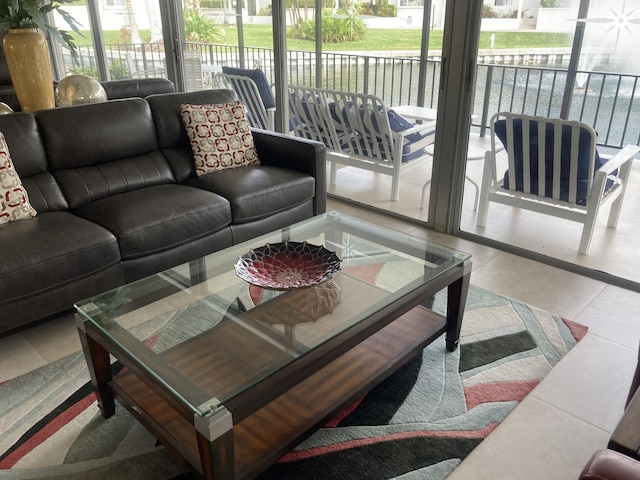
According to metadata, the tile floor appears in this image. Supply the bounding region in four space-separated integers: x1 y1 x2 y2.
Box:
1 198 639 479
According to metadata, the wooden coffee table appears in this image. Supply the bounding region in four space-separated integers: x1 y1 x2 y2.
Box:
76 211 471 479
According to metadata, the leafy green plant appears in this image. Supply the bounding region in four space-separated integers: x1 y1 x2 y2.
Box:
109 58 130 80
118 25 131 44
73 59 131 80
540 0 565 7
183 8 224 44
482 5 498 18
375 1 396 17
356 0 395 17
71 64 98 78
357 3 373 15
0 0 82 60
291 15 366 43
201 0 225 7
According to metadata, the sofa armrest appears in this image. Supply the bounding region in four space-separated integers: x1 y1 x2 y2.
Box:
597 145 640 176
579 449 640 480
252 128 327 215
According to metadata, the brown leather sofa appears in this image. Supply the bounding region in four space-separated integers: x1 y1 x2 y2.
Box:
0 88 326 336
580 449 640 479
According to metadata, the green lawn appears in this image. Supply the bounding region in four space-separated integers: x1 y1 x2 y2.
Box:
73 24 572 51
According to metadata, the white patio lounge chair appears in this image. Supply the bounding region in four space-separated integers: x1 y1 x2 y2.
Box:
214 68 275 131
476 111 640 254
288 85 436 201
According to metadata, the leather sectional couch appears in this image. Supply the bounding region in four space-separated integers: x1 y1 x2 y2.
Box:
0 88 326 336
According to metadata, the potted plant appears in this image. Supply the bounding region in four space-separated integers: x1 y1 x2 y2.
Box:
0 0 81 112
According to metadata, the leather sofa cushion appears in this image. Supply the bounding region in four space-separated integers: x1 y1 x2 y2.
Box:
38 98 159 170
186 165 315 224
75 184 232 260
37 98 175 209
0 212 120 307
53 151 175 210
0 112 68 212
102 78 175 100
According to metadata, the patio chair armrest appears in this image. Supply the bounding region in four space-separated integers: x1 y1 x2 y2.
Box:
266 107 276 131
397 122 436 138
597 145 640 175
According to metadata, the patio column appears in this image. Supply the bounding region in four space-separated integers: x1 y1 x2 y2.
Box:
429 0 482 233
272 0 290 133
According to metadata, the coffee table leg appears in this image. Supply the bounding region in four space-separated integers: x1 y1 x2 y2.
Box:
445 260 472 352
78 327 116 418
197 430 234 479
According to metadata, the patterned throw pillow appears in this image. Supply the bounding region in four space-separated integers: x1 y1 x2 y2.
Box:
0 132 36 225
180 101 260 175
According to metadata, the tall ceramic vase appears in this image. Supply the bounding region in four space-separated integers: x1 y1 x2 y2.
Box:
3 29 55 113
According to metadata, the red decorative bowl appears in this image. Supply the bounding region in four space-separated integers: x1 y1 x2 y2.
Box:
234 241 342 290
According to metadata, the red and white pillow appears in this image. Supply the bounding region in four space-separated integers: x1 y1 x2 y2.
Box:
0 132 36 225
180 100 260 176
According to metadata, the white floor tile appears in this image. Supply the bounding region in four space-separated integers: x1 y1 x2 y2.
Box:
574 285 640 348
468 252 606 319
447 396 610 480
20 312 82 363
0 333 47 382
530 334 637 433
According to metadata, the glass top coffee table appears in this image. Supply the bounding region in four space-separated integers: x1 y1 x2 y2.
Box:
76 211 472 480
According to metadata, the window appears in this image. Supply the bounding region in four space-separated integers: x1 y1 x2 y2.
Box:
105 0 126 7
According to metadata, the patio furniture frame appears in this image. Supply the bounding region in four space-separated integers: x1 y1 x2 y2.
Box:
288 85 436 201
476 112 640 254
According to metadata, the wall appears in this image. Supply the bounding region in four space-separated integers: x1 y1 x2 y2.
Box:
536 7 579 32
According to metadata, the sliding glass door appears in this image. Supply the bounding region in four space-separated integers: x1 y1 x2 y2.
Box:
51 0 169 83
454 0 640 285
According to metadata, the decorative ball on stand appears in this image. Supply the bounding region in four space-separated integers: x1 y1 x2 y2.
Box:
55 75 107 107
0 102 14 115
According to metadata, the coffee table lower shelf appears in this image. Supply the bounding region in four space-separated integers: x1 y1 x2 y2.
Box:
110 305 448 479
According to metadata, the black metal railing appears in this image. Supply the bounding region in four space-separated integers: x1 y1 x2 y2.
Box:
67 42 640 151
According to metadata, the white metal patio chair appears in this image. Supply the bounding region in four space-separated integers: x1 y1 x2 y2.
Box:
214 70 275 131
124 53 164 79
476 111 640 255
288 85 436 201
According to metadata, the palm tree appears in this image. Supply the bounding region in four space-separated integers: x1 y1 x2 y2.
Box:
125 0 141 44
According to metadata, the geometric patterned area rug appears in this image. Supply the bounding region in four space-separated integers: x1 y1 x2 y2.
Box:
0 283 587 480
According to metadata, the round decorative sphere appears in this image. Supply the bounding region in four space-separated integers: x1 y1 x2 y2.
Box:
56 75 107 107
0 102 14 115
